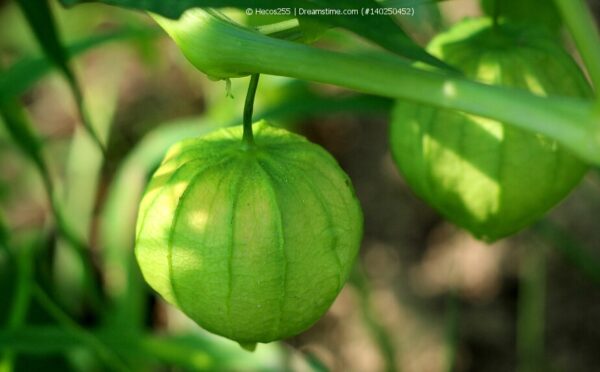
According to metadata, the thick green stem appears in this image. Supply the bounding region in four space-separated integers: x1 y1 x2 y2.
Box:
554 0 600 100
243 74 260 147
157 10 600 165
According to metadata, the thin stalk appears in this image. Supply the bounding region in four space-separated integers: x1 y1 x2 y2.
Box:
32 285 130 372
70 82 108 157
15 0 106 156
0 237 37 372
243 73 260 147
492 0 501 28
516 244 546 372
49 194 104 312
444 291 460 372
0 211 8 249
534 219 600 286
0 95 104 312
554 0 600 100
350 264 398 372
158 10 600 164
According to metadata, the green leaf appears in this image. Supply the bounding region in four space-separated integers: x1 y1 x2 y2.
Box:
58 0 286 19
0 99 51 193
303 0 452 70
0 326 289 370
480 0 562 33
16 0 106 154
0 211 8 249
57 0 449 68
0 327 81 353
0 221 16 325
534 219 600 285
0 27 158 106
0 97 106 313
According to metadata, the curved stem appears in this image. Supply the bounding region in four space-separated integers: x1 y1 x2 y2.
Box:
243 73 260 147
159 10 600 164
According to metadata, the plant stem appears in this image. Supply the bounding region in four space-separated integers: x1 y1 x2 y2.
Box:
444 291 460 372
0 90 104 313
516 243 546 372
243 73 260 147
160 10 600 164
235 38 598 164
32 285 130 372
534 219 600 286
0 236 37 372
350 264 398 372
492 0 501 28
554 0 600 100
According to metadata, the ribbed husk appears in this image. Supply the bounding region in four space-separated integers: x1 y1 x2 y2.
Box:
390 18 590 241
135 121 363 344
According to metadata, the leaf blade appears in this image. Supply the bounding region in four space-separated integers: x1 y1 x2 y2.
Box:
57 0 450 68
16 0 105 153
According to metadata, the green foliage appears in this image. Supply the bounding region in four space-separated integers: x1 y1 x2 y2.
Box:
480 0 562 33
59 0 448 69
2 0 600 369
135 121 363 345
0 27 158 106
389 18 591 241
139 7 600 165
0 247 16 325
16 0 105 153
0 101 49 191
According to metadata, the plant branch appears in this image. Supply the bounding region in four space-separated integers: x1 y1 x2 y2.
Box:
554 0 600 100
516 242 546 372
158 10 600 165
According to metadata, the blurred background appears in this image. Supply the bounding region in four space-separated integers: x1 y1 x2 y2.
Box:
1 0 600 371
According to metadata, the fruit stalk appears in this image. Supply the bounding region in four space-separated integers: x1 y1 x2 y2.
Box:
243 73 260 147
